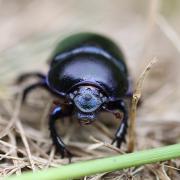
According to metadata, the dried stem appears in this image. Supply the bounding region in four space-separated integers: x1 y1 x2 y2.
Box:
128 57 158 152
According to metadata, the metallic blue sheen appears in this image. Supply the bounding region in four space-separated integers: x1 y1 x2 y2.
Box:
74 93 101 113
52 107 61 115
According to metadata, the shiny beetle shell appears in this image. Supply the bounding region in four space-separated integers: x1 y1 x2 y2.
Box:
47 33 129 100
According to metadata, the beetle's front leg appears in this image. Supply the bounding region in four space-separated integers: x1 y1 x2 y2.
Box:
106 100 128 148
49 104 73 162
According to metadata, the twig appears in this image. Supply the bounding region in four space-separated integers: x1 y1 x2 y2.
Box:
0 150 16 161
147 164 170 180
0 155 24 161
128 57 158 152
94 121 113 139
163 164 180 171
29 139 49 159
144 0 160 43
166 160 174 178
45 147 55 169
0 140 26 155
16 120 36 171
40 100 52 133
8 132 21 175
90 136 124 154
157 15 180 54
0 94 22 138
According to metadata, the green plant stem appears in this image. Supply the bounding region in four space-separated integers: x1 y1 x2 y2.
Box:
6 144 180 180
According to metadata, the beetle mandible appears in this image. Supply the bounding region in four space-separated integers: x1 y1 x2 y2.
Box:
17 33 133 160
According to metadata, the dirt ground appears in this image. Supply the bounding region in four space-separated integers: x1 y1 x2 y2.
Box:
0 0 180 179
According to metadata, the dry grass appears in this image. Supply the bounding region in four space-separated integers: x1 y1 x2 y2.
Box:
0 0 180 179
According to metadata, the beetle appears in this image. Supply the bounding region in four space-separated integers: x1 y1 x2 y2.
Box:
17 32 133 160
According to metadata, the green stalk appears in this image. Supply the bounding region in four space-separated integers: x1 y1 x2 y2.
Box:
6 144 180 180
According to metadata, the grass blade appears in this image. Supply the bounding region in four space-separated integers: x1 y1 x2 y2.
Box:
5 143 180 180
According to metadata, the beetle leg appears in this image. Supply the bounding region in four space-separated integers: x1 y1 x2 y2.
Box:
16 72 45 84
49 105 73 162
106 100 128 148
21 79 60 102
21 80 48 102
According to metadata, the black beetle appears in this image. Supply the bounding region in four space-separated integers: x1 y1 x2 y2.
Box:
17 32 132 160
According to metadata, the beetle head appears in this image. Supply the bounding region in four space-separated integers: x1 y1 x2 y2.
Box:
69 86 107 125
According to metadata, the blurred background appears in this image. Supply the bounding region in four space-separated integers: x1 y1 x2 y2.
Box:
0 0 180 127
0 0 180 179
